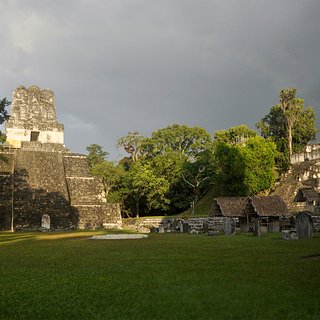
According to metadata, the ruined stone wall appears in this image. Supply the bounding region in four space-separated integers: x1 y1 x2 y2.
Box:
122 216 320 233
20 142 67 152
102 203 122 227
312 216 320 232
0 149 122 231
63 154 122 229
291 144 320 164
0 152 14 230
272 160 320 211
122 217 230 233
13 150 73 230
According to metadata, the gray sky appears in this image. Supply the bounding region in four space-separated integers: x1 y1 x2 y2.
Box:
1 0 320 160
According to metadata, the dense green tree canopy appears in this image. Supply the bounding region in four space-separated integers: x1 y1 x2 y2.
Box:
214 124 257 144
214 137 278 196
86 144 109 167
256 88 317 163
86 144 124 203
143 124 212 159
239 136 278 195
141 124 214 213
129 161 170 211
90 161 124 198
116 131 144 162
181 148 215 203
214 142 247 196
88 87 318 216
0 97 10 145
110 124 215 216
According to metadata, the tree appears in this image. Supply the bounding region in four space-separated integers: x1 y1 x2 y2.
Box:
130 161 170 212
214 124 257 144
279 88 301 156
213 142 247 196
115 151 181 217
86 144 108 168
239 136 278 195
142 124 214 213
181 149 215 204
115 124 215 216
214 137 278 196
90 161 125 199
116 131 144 162
256 88 317 165
86 144 122 202
116 131 146 216
0 97 10 145
143 124 212 160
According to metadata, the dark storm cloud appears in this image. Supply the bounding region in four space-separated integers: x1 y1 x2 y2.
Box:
1 0 320 159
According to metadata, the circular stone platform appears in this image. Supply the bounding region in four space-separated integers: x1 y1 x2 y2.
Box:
91 234 148 240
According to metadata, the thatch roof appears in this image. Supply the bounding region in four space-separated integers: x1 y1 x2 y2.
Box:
294 188 320 203
210 197 248 217
249 196 290 217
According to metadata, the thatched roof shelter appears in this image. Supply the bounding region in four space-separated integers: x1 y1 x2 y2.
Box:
294 187 320 203
210 197 248 217
249 196 290 217
210 196 290 217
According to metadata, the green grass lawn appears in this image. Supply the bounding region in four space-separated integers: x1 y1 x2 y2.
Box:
0 231 319 320
179 190 213 217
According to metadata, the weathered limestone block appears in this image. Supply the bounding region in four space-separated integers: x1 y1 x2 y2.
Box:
103 203 122 228
312 216 320 232
281 230 298 240
63 155 92 177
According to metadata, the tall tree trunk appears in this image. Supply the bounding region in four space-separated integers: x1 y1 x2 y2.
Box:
288 121 293 157
136 192 140 218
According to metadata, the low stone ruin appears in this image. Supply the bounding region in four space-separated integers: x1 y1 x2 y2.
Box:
281 230 298 240
122 217 237 234
281 211 314 240
123 215 319 237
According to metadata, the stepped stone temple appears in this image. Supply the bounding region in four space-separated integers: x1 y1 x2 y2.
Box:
0 85 122 231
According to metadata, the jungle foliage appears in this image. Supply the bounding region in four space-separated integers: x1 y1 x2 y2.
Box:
0 97 10 145
256 88 317 171
87 88 317 217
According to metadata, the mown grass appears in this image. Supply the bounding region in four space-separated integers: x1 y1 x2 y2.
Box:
0 231 319 320
179 190 214 217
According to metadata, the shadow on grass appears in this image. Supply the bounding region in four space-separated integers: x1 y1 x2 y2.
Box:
300 254 320 260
